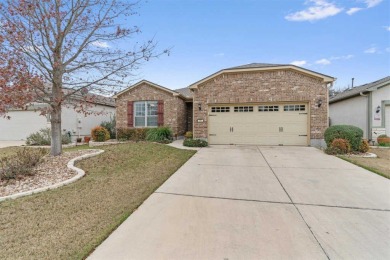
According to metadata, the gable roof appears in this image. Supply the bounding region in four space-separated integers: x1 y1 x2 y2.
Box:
189 63 335 89
113 80 186 99
329 76 390 104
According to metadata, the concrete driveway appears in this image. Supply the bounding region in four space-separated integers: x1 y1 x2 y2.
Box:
89 146 390 260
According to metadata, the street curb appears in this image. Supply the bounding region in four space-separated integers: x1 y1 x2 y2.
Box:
0 149 104 202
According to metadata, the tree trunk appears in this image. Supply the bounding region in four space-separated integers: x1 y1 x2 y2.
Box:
50 105 62 156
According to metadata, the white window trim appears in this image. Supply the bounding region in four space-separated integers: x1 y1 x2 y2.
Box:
134 101 158 128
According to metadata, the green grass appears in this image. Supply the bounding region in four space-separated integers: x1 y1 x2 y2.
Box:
0 143 195 259
338 155 389 179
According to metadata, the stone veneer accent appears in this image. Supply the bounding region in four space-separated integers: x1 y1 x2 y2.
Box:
192 70 328 143
116 83 187 135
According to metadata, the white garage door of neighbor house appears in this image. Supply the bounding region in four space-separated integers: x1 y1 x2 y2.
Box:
208 103 309 145
386 106 390 136
0 111 48 141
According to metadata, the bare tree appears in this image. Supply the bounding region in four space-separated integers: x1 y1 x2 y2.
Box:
0 0 166 155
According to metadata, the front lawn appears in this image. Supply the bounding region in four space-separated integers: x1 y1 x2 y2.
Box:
0 143 195 259
339 148 390 179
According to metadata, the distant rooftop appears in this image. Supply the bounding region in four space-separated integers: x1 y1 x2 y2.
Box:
330 76 390 103
174 87 193 98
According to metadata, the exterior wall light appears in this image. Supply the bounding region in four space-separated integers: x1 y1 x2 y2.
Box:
198 103 202 111
317 98 323 108
376 106 381 113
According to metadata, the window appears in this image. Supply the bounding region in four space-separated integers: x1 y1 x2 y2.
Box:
258 105 279 112
134 101 158 127
234 106 253 112
211 107 230 113
283 104 306 111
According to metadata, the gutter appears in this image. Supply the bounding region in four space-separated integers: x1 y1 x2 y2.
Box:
360 91 370 140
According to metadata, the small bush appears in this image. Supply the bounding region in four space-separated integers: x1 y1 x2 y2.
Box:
184 131 193 139
146 127 173 143
91 126 110 142
359 139 370 153
134 128 149 141
325 146 342 155
377 134 390 146
100 116 116 139
26 128 71 145
183 138 208 147
330 138 351 154
324 125 363 151
116 128 133 141
0 148 47 180
116 128 149 141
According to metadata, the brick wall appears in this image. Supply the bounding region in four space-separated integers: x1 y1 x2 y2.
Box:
192 69 328 141
116 83 187 135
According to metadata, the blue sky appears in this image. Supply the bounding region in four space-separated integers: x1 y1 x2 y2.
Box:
123 0 389 91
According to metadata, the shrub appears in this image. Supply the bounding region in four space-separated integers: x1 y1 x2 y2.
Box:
100 116 116 139
26 128 71 145
91 126 110 142
359 139 370 153
134 128 149 141
0 148 47 180
324 125 363 151
116 128 149 141
377 134 390 146
325 146 342 155
146 127 173 143
183 138 208 147
184 131 193 139
330 138 351 154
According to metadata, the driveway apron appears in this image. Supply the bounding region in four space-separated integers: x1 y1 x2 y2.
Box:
89 146 390 260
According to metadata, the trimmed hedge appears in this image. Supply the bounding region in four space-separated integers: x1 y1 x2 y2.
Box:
324 125 363 151
183 138 208 147
117 128 149 141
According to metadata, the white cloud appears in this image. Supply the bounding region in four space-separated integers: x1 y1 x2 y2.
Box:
346 7 363 15
385 26 390 31
385 47 390 52
330 54 354 60
364 0 383 8
285 0 343 22
213 53 225 57
91 41 110 48
290 60 307 66
364 47 378 53
315 58 331 65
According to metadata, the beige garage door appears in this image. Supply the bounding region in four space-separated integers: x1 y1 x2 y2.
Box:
208 104 309 145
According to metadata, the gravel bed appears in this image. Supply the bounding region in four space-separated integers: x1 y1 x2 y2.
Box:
0 150 95 197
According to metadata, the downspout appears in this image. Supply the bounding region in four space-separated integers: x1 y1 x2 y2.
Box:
360 91 371 140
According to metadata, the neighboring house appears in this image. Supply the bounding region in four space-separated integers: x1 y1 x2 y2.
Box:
115 63 335 146
329 76 390 141
0 93 115 141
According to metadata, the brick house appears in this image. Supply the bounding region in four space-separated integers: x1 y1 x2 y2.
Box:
114 63 335 146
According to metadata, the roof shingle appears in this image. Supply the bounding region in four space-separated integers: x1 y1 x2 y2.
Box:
330 76 390 103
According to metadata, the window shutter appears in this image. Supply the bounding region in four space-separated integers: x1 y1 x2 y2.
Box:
157 100 164 126
127 101 134 127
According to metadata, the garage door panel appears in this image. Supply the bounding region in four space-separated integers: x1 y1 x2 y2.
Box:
0 111 48 140
208 104 308 146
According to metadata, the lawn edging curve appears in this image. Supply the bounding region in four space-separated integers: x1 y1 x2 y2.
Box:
0 149 105 202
